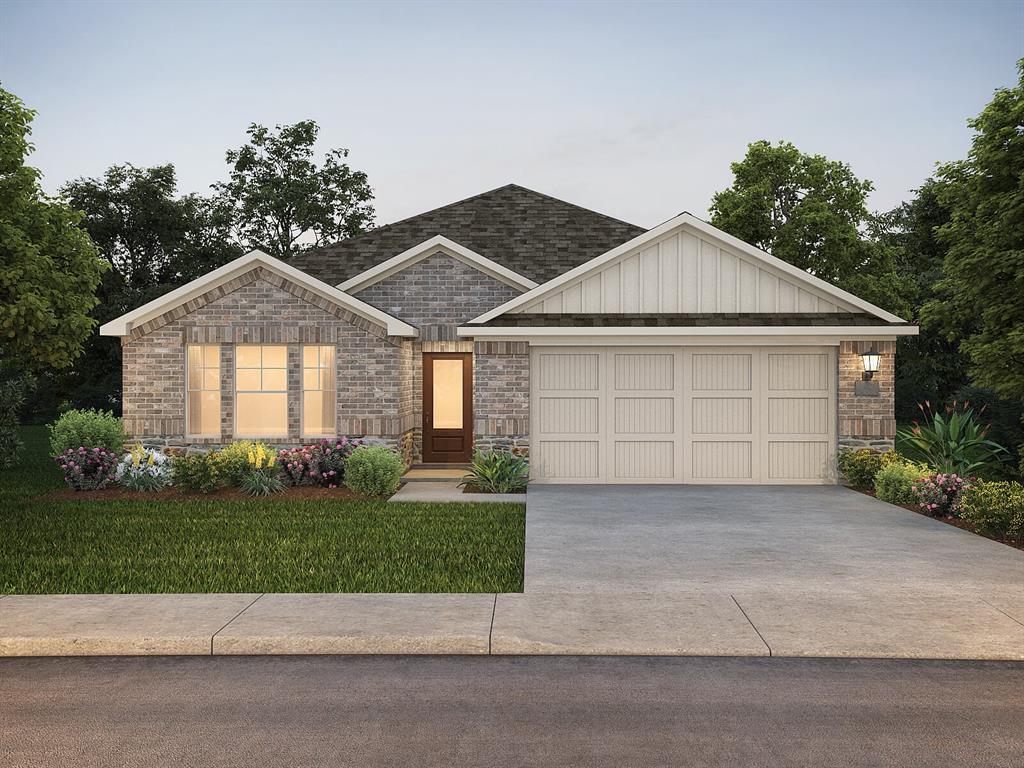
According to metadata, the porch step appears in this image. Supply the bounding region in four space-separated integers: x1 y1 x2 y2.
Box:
403 465 469 482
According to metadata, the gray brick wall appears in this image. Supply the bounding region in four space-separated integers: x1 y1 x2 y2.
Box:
473 341 530 456
122 266 414 454
353 251 522 341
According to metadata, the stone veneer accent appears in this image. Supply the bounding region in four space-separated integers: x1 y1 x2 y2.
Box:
473 341 530 457
353 252 522 341
838 339 896 452
122 266 415 461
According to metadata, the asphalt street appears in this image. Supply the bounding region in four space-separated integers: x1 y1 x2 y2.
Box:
2 655 1022 767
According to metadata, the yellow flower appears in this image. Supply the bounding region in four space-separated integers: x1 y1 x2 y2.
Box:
147 452 155 466
268 455 276 468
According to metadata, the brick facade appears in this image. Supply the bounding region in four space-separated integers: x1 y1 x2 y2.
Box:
122 267 415 460
473 341 530 456
838 339 896 452
353 251 522 341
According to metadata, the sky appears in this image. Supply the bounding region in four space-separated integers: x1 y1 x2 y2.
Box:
1 0 1021 229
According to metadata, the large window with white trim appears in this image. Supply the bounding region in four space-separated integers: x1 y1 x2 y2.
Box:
235 345 288 438
302 345 336 437
186 345 221 437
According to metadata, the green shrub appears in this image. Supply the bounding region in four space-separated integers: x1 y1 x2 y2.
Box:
459 450 529 493
171 453 224 494
0 376 33 469
216 440 277 487
48 409 126 456
838 448 884 487
959 480 1024 541
344 445 405 497
874 457 929 505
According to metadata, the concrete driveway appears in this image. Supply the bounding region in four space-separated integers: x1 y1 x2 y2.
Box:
524 485 1024 594
488 485 1024 658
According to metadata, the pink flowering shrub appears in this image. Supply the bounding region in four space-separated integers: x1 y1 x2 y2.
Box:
278 438 361 489
912 473 969 517
54 446 119 490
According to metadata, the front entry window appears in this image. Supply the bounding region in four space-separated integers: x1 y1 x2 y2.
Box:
235 345 288 438
432 358 464 429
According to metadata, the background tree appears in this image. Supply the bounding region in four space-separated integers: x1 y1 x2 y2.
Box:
26 164 243 416
923 60 1024 406
0 85 105 373
214 121 375 260
709 140 914 317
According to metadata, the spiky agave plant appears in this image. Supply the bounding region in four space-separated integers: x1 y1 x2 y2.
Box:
459 450 529 494
896 400 1007 477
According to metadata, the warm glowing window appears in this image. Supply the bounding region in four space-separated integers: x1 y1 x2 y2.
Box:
187 345 221 437
235 345 288 437
432 358 464 429
302 345 336 437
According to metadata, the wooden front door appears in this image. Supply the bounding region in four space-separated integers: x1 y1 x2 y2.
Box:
422 352 473 463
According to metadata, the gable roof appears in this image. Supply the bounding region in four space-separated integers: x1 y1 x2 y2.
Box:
291 184 646 286
338 235 538 293
99 250 418 338
468 213 909 325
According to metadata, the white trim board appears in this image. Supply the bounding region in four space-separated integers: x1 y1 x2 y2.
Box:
467 214 908 325
336 235 538 293
100 250 418 338
458 325 918 339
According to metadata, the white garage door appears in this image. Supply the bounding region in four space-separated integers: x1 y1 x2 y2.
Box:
531 346 836 484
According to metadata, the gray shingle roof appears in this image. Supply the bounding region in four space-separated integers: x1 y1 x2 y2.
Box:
477 313 903 328
292 184 646 286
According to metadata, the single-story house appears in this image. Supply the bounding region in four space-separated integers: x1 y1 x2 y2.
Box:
100 184 918 484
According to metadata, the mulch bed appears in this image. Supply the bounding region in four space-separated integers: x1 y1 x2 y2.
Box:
461 485 526 495
851 487 1024 552
41 485 367 502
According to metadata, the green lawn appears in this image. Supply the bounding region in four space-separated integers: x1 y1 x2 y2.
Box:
1 427 525 594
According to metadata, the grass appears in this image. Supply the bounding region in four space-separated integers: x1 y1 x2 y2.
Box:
1 427 525 594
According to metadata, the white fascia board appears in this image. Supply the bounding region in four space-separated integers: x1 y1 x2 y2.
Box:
457 325 919 338
468 213 908 325
100 250 418 337
337 235 538 293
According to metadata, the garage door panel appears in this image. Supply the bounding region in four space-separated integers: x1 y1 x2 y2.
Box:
692 441 753 480
768 441 829 480
614 397 674 434
768 397 828 435
614 441 675 479
692 353 752 391
538 440 600 479
538 397 599 434
538 353 599 391
767 353 829 391
614 353 674 390
691 397 752 434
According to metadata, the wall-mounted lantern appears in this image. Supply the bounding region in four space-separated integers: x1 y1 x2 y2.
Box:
855 348 881 396
860 349 881 381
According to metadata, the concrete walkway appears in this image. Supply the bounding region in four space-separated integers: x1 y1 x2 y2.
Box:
2 485 1022 659
390 480 525 503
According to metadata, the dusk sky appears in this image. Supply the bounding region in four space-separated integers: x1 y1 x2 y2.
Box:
2 0 1021 229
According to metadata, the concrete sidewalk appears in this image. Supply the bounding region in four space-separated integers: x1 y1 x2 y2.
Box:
2 588 1022 659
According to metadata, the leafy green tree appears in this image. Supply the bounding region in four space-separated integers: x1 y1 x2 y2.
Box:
873 180 967 421
214 120 375 260
45 164 242 413
0 85 105 373
923 60 1024 404
710 140 914 317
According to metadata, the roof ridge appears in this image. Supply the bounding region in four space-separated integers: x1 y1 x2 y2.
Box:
323 183 644 248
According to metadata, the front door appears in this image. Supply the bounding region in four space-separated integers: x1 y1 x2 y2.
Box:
422 352 473 463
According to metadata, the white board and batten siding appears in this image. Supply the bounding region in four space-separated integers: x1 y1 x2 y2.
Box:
512 226 860 316
531 346 837 485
